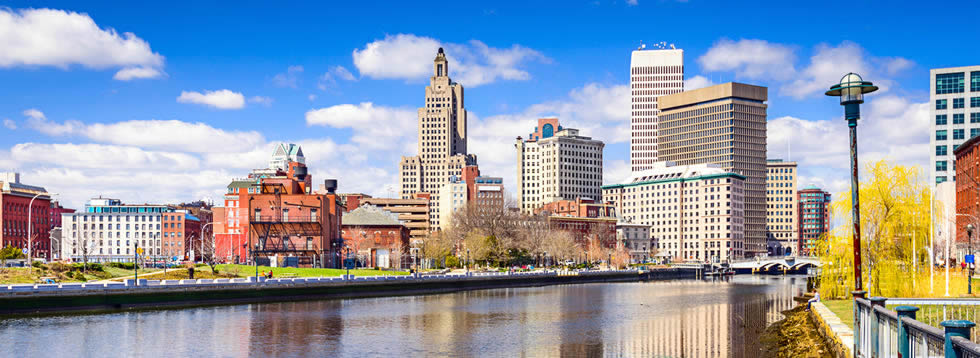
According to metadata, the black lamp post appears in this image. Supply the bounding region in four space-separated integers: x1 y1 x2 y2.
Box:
969 224 975 294
825 73 878 296
466 249 470 273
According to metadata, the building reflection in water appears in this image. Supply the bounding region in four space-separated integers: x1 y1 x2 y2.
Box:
0 275 805 357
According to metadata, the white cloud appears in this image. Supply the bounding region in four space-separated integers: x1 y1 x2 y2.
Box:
684 75 716 90
0 8 164 77
352 34 549 87
248 96 273 106
331 65 356 81
177 89 245 110
626 0 639 5
317 65 357 91
765 41 913 99
23 108 83 136
11 143 199 170
698 39 796 80
306 102 417 150
2 119 15 130
84 120 265 153
113 66 164 81
272 65 303 88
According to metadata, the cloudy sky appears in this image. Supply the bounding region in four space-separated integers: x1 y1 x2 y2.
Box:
0 1 975 208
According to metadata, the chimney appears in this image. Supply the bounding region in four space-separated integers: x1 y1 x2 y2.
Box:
323 179 338 194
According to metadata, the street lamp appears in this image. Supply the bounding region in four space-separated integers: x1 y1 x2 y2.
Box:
466 249 470 273
969 224 975 294
825 73 878 296
26 192 57 265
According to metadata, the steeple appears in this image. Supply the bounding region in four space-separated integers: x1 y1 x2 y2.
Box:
433 47 448 77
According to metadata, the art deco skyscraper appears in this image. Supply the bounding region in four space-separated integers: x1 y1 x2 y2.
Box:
399 48 477 229
630 46 684 172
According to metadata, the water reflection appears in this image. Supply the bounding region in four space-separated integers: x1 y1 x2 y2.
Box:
0 275 805 357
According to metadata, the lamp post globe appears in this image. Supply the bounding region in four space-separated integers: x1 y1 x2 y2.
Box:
825 73 877 297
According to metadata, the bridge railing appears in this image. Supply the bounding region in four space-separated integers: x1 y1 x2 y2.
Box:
855 296 980 357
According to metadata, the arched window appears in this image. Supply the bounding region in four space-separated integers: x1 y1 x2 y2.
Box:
542 123 554 138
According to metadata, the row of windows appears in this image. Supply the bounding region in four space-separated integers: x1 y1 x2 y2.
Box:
935 128 980 141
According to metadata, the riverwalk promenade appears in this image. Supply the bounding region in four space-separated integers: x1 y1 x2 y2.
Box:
0 268 696 316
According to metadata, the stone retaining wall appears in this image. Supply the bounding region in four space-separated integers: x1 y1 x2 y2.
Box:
809 301 854 358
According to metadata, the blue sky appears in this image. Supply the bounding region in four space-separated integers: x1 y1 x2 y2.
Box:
0 1 977 208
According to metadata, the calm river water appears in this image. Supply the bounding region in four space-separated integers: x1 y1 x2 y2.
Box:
0 275 806 357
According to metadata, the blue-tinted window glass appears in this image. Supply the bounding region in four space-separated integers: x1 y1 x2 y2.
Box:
937 99 948 109
954 98 965 109
936 114 948 125
937 176 947 184
973 113 980 123
954 114 965 124
937 145 948 155
937 130 948 140
973 71 980 92
972 128 980 138
542 123 554 138
937 72 965 94
972 97 980 108
937 161 948 171
954 129 965 139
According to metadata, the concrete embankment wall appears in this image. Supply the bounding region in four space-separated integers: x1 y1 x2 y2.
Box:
809 301 854 358
0 268 698 316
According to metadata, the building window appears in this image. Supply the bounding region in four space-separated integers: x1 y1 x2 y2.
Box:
936 130 948 140
937 176 947 184
937 145 948 156
954 129 965 140
937 115 948 125
937 72 965 94
937 161 948 172
972 97 980 108
954 98 966 109
938 99 948 110
973 128 980 138
973 113 980 124
954 113 965 124
973 71 980 92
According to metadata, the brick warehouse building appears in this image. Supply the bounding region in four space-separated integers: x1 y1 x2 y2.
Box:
955 135 980 254
341 205 411 268
218 143 343 268
0 173 53 260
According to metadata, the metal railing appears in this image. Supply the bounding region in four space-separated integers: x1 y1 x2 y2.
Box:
251 215 318 223
855 296 980 357
889 299 980 331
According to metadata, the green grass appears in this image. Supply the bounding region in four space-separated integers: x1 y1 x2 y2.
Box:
214 264 409 278
823 299 854 330
103 266 163 279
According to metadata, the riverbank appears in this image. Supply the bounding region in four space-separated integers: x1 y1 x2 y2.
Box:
0 268 697 316
760 303 832 357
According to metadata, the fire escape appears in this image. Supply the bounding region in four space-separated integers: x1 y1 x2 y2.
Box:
249 183 324 266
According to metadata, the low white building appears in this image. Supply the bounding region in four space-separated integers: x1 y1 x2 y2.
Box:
61 198 171 263
602 162 746 263
437 176 469 231
617 222 653 263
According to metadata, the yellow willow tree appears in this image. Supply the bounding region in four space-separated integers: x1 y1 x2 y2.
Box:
817 160 939 298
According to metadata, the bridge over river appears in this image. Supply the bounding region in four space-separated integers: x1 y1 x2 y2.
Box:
728 256 822 274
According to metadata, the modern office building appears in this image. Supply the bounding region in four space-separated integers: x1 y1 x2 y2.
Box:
931 65 980 184
658 82 768 257
0 172 53 260
766 159 798 255
515 118 604 214
629 46 684 172
61 198 173 263
797 185 831 255
399 48 478 228
602 162 746 263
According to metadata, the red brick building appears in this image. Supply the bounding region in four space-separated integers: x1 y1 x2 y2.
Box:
341 205 411 268
956 135 980 249
161 211 202 261
0 173 53 260
535 197 616 218
797 185 831 255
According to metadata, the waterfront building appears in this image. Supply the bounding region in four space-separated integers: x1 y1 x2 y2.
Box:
602 162 746 263
797 185 831 255
515 118 604 214
617 222 654 263
359 196 430 244
658 82 768 257
535 197 615 218
341 204 411 268
765 159 798 255
399 48 478 229
61 198 174 263
955 134 980 256
438 177 468 231
0 173 53 260
629 45 684 172
172 200 212 261
471 176 505 214
931 65 980 184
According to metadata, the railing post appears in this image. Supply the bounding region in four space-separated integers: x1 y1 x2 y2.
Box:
853 290 867 355
870 296 887 357
896 306 919 358
941 320 975 358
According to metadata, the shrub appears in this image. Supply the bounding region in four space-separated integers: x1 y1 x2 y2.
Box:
194 263 206 268
445 256 460 268
64 271 74 279
31 260 44 268
108 262 135 270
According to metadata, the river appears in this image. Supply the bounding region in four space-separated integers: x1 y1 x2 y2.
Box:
1 275 806 357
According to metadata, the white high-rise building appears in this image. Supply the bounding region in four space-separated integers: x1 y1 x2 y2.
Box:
765 159 798 255
515 118 604 214
630 46 684 172
399 48 478 228
930 65 980 185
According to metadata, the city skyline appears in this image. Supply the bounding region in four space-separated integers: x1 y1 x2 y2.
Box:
0 1 967 208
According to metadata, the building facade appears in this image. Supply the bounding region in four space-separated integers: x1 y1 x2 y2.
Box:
359 196 430 243
602 162 746 263
617 222 654 263
536 197 616 218
438 177 468 231
341 205 411 268
931 65 980 184
399 48 478 229
955 134 980 256
515 118 604 214
61 198 173 263
630 46 684 172
658 82 768 257
797 185 831 256
766 159 798 255
0 173 53 260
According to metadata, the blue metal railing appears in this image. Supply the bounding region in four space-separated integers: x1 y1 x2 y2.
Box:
855 296 980 357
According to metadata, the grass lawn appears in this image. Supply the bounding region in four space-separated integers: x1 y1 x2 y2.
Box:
0 267 111 284
103 266 163 279
823 300 854 330
214 264 409 278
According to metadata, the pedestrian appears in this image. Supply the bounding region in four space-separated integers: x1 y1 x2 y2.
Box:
807 291 821 311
